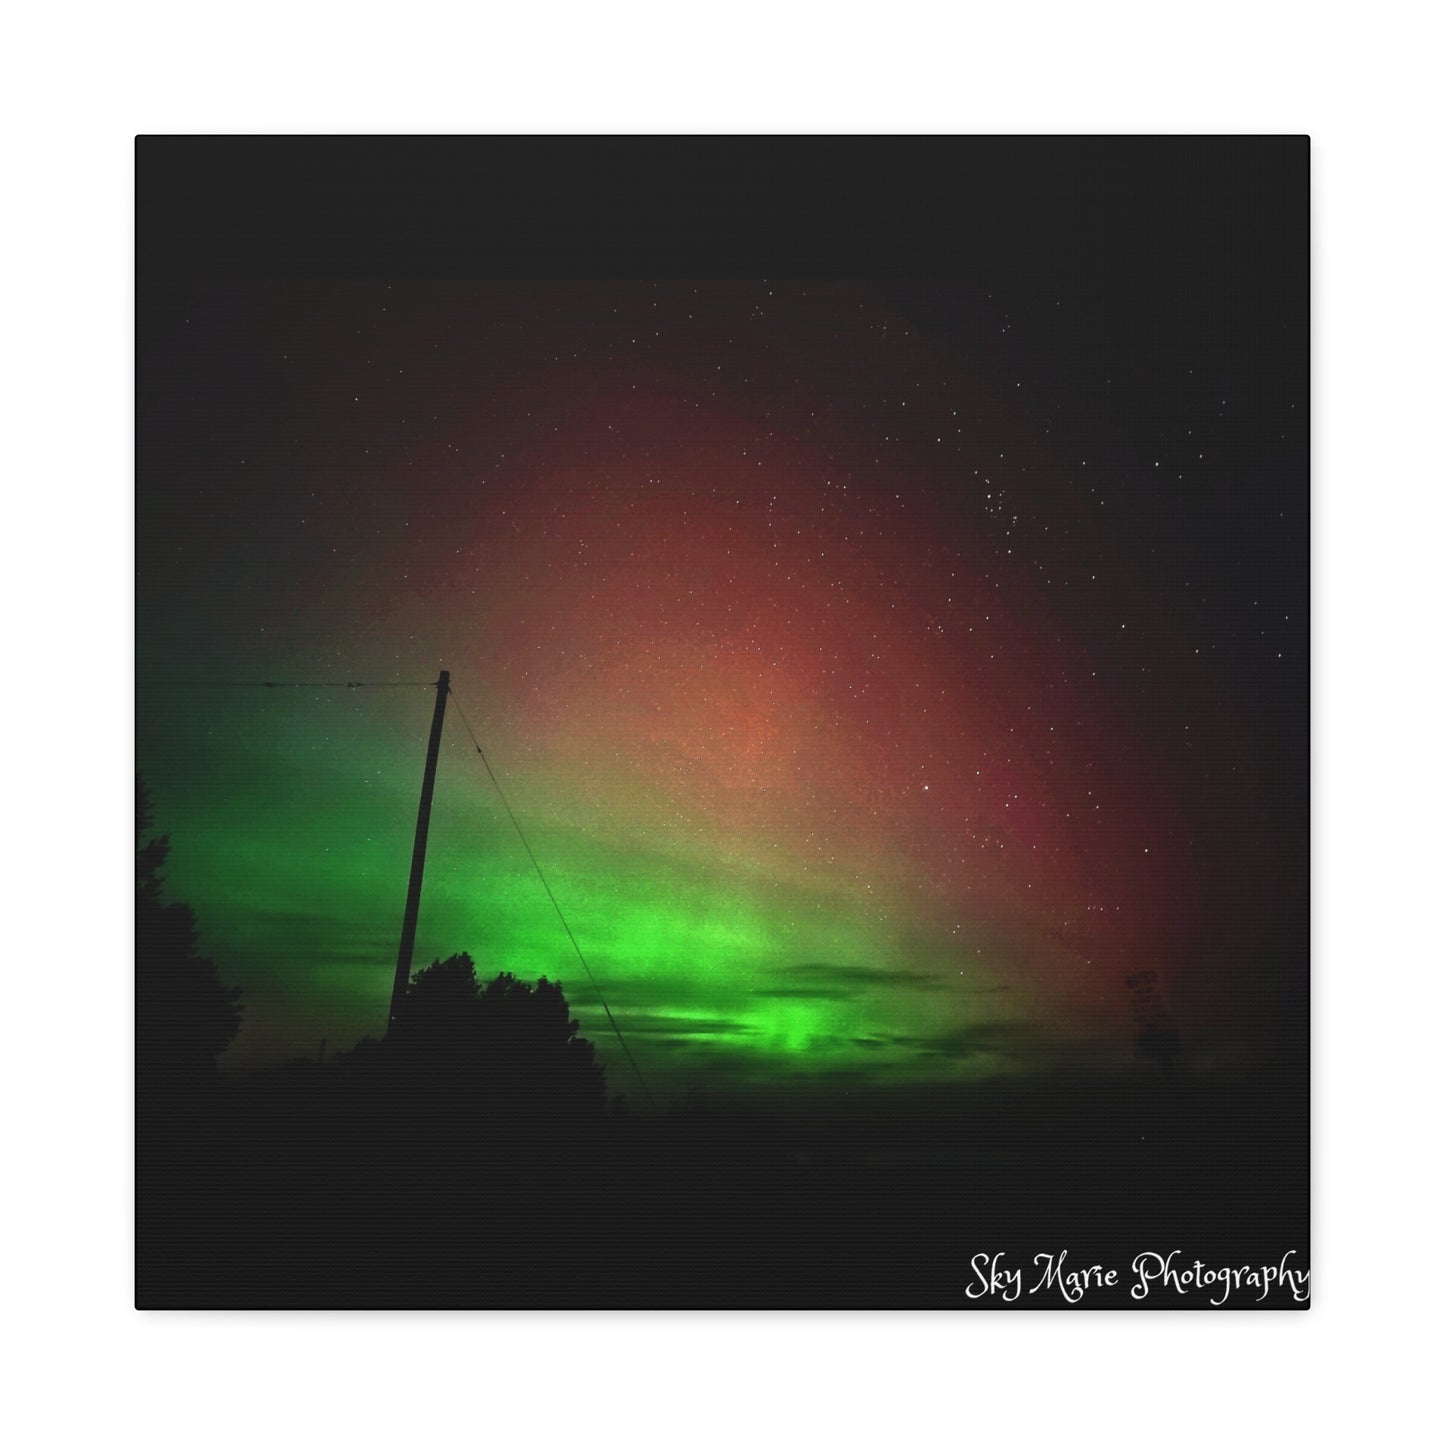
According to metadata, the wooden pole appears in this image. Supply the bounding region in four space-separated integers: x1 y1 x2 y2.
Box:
387 669 450 1035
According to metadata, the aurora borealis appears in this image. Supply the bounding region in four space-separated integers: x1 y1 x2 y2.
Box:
136 146 1308 1104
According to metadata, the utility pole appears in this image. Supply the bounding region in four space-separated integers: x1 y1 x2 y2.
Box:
387 669 450 1035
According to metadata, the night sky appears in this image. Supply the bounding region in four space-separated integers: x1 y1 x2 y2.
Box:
136 142 1308 1102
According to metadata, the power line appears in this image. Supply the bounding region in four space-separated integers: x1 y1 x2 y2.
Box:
142 680 436 689
447 686 653 1104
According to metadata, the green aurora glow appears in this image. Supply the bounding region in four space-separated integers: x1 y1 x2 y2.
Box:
141 683 1071 1094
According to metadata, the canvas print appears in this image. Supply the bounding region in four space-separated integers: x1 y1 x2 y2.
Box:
135 137 1309 1308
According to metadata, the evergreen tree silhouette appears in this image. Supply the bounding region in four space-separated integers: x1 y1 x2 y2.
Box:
135 776 242 1100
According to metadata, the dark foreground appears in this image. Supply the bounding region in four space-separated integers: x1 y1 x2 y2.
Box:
137 1066 1308 1309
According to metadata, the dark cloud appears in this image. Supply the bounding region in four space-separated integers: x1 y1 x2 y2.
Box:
753 985 853 1001
223 908 391 966
774 962 948 993
891 1020 1029 1060
624 1013 759 1038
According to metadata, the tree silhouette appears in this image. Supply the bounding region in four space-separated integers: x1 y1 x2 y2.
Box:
135 776 242 1094
392 953 606 1129
397 951 484 1044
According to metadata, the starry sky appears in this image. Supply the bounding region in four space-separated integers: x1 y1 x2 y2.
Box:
136 145 1308 1101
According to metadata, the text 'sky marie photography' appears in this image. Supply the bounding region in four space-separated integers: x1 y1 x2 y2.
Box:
135 137 1309 1309
968 1251 1311 1307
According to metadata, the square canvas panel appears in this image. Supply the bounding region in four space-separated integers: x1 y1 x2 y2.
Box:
135 137 1309 1309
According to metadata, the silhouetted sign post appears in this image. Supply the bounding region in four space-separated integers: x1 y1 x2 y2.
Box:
1125 969 1181 1073
387 669 450 1035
